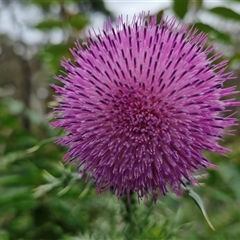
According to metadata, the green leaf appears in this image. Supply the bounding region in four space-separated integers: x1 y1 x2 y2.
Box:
39 43 74 74
173 0 189 19
2 137 57 167
33 181 61 198
34 19 64 31
69 15 89 30
188 189 215 231
229 52 240 69
2 150 29 166
218 163 240 199
196 0 203 8
194 22 232 43
26 137 57 154
0 187 31 204
0 171 38 186
208 7 240 21
0 175 24 185
41 44 70 59
157 11 164 24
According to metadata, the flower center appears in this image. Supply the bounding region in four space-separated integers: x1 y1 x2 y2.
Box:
109 88 168 144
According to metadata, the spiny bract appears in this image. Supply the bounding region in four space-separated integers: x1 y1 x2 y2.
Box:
51 12 240 202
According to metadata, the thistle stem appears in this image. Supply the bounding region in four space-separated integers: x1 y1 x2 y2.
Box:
122 192 138 240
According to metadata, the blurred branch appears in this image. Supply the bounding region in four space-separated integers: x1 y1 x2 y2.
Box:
19 56 31 130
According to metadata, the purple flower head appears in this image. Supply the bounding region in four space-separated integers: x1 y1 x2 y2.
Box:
51 12 240 202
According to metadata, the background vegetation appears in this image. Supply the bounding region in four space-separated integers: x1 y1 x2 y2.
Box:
0 0 240 239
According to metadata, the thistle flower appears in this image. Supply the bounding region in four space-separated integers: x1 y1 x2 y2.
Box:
51 12 239 202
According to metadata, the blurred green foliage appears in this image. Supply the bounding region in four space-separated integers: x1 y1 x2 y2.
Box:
173 0 189 19
0 0 240 239
208 6 240 21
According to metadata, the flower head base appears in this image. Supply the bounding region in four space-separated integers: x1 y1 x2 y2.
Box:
51 12 240 202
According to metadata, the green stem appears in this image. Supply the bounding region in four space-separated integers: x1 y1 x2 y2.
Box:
122 192 138 240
